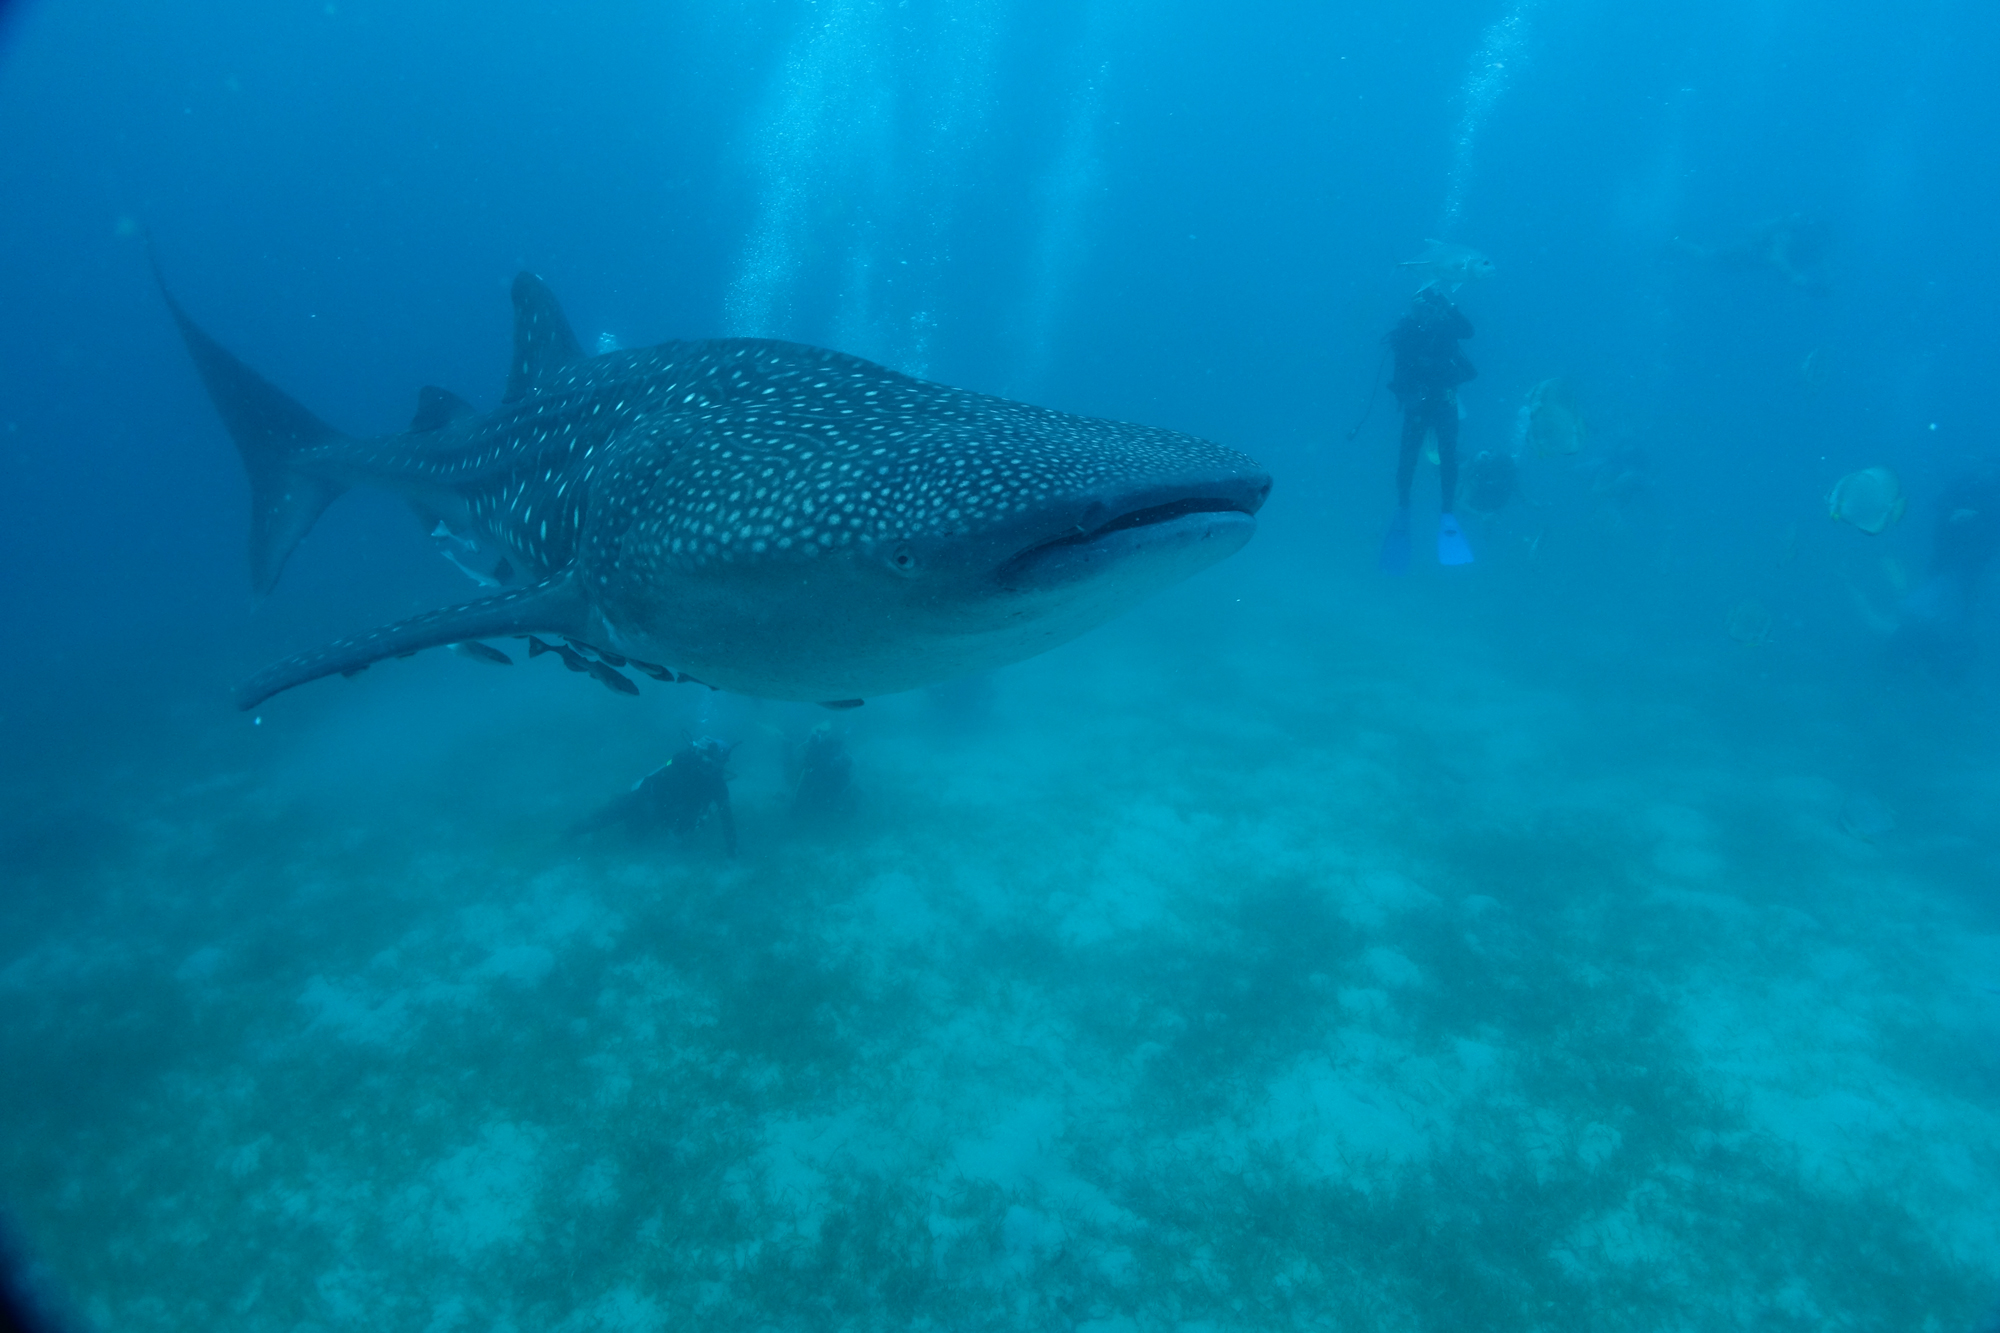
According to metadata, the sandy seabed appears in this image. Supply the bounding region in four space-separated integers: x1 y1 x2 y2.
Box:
3 561 1998 1333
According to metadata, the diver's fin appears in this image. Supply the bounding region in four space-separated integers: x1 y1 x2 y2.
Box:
1438 514 1474 566
410 385 476 433
1378 509 1412 576
503 272 584 403
157 285 349 596
236 571 591 710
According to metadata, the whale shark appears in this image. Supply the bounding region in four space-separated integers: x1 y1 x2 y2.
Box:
163 273 1270 709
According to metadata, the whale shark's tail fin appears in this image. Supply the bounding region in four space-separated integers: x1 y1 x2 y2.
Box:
235 570 593 710
158 286 349 595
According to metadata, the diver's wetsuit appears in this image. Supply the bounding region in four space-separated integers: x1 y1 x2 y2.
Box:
1930 462 2000 601
1387 292 1476 511
573 739 736 855
1894 460 2000 680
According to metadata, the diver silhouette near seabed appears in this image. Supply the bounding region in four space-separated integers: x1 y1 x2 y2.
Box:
1889 459 2000 682
1376 283 1479 573
1669 213 1830 296
571 737 738 856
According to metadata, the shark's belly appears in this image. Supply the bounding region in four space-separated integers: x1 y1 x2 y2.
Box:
592 542 1225 702
599 600 984 701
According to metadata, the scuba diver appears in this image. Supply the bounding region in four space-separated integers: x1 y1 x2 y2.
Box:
789 724 857 824
571 736 738 855
1461 448 1519 517
1380 288 1477 572
1670 213 1830 295
1892 460 2000 682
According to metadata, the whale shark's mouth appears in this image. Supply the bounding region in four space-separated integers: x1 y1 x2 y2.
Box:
996 495 1262 589
1024 497 1255 555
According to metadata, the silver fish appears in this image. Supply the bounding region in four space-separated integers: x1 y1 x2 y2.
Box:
1398 239 1496 293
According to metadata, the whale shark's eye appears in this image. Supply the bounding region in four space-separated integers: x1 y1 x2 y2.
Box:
887 543 921 577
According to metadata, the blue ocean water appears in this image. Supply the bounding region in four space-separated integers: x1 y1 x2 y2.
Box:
2 0 1998 1327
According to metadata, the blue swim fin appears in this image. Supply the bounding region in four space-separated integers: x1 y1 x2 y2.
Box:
1437 514 1474 566
1378 509 1412 575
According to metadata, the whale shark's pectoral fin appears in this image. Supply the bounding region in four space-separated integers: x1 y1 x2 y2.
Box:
235 571 591 710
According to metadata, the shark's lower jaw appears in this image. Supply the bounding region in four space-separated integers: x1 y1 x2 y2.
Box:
996 500 1260 594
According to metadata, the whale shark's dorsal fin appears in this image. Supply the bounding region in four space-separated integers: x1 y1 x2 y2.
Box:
504 272 584 403
410 385 476 433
